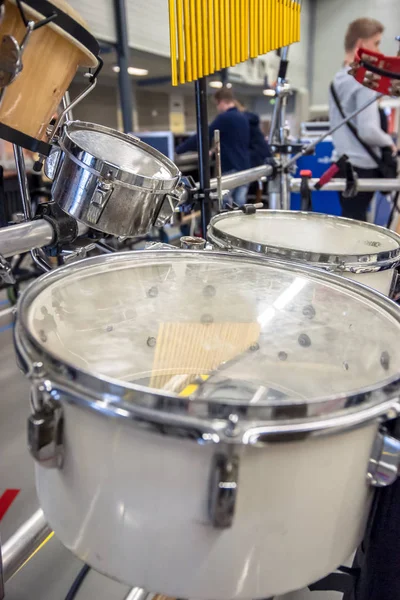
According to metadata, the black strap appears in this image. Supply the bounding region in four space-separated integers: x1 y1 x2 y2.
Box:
17 0 99 61
330 82 383 169
0 123 51 155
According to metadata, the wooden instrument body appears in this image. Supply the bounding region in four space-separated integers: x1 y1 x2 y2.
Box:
0 2 89 139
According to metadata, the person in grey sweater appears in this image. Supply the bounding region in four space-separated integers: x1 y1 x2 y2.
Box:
329 18 397 221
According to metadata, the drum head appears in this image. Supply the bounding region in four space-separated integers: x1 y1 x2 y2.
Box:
18 251 400 421
209 211 400 270
64 122 180 182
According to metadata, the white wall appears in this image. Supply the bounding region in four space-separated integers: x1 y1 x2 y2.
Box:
312 0 400 107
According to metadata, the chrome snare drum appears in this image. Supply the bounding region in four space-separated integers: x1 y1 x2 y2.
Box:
48 121 183 237
15 251 400 599
208 210 400 296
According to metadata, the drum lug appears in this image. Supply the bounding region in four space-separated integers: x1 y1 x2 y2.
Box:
87 174 115 224
367 430 400 487
28 385 63 469
208 453 239 528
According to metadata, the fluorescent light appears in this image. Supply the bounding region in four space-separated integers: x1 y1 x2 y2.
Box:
263 89 275 97
209 80 223 89
112 65 149 76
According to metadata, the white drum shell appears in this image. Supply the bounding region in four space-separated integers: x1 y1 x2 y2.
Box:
36 400 378 599
344 269 394 296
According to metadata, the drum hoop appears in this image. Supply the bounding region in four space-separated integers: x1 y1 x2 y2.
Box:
58 121 181 192
208 210 400 273
13 0 99 67
15 250 400 441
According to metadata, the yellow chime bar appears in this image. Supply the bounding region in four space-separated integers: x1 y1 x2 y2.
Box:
169 0 302 85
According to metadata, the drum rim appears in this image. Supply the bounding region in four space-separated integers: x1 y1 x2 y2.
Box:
58 121 181 192
11 0 99 67
208 210 400 273
15 251 400 440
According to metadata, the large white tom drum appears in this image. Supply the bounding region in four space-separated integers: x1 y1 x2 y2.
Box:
15 251 400 599
208 210 400 296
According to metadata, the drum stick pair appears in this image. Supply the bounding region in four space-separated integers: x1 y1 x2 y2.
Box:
168 0 301 85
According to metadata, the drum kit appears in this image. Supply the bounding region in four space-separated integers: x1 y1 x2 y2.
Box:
2 2 400 600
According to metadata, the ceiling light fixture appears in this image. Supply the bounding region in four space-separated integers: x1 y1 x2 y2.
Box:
263 89 276 97
112 65 149 76
209 80 223 89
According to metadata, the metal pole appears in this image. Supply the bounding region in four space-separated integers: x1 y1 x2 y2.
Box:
214 129 223 211
2 510 52 583
195 77 212 235
268 46 289 145
290 177 400 193
114 0 134 133
209 164 273 190
286 94 381 170
13 145 32 222
62 91 74 122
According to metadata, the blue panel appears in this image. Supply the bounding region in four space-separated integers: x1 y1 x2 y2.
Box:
136 135 171 159
290 141 342 216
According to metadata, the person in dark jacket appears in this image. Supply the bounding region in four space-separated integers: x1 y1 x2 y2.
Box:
176 88 250 207
236 101 272 202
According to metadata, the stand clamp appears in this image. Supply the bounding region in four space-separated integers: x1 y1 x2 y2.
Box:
35 201 78 253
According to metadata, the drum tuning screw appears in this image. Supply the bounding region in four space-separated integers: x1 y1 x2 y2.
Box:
201 314 214 325
106 325 113 332
298 333 311 348
203 285 216 297
39 330 47 343
147 336 157 348
302 305 316 319
147 286 158 298
32 361 45 378
380 351 390 371
278 351 288 361
225 413 240 437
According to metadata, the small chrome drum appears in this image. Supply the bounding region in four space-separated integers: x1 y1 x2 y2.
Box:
0 0 99 153
15 251 400 599
48 121 183 237
208 210 400 296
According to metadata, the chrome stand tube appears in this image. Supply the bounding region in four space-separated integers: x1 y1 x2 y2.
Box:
2 510 51 584
209 165 272 191
290 177 400 193
124 588 155 600
13 145 32 222
13 145 51 271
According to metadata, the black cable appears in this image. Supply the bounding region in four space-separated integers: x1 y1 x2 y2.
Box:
386 191 400 229
64 564 90 600
359 59 400 82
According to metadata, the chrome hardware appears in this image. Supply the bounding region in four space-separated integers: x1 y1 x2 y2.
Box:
214 129 223 211
0 252 15 284
180 236 206 250
209 453 239 528
86 175 115 224
0 35 22 88
368 430 400 487
44 147 62 180
28 386 63 469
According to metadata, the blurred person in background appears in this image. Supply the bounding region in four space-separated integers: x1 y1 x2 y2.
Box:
236 100 273 203
329 18 398 221
176 88 250 207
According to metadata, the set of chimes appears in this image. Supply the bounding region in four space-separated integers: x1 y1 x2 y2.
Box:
168 0 301 85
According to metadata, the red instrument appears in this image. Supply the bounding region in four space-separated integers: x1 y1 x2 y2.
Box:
350 47 400 96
